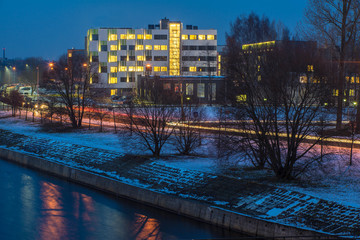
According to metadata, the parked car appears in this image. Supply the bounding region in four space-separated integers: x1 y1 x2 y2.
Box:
19 86 32 96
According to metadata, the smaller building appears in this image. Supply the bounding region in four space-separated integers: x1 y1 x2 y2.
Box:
138 75 226 105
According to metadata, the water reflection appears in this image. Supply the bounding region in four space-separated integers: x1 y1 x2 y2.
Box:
39 182 67 240
132 213 162 240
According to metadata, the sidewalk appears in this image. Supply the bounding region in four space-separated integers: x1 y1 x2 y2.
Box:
0 127 358 238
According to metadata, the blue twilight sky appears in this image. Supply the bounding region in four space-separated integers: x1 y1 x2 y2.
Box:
0 0 308 60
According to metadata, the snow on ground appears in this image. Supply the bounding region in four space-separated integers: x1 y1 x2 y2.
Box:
1 111 360 209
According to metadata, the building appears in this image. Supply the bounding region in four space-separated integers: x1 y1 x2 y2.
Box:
86 18 218 97
138 75 226 105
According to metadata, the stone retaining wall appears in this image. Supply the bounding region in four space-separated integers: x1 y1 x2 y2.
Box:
0 147 341 240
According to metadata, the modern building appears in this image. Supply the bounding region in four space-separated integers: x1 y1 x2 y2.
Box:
86 18 218 97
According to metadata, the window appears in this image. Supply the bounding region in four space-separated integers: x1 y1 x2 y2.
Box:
127 34 135 39
163 83 171 90
207 46 216 50
101 45 108 51
120 34 127 39
350 89 355 96
174 83 182 93
128 66 135 71
197 83 205 98
109 77 117 84
189 66 197 72
145 45 152 50
101 66 107 73
207 35 215 40
110 66 118 73
120 45 127 50
119 66 127 71
186 83 194 95
146 56 152 61
120 56 127 61
109 55 117 62
92 56 99 62
161 66 167 72
182 35 188 40
128 56 135 61
129 45 135 50
135 45 144 50
137 66 144 72
145 34 152 39
110 45 117 51
154 56 167 61
208 83 216 100
161 45 167 50
182 67 189 72
111 89 118 96
308 65 314 72
154 34 167 40
199 46 206 50
109 34 117 41
137 56 144 61
154 66 160 72
92 34 99 41
154 45 160 50
137 34 143 39
198 35 206 40
120 77 127 82
190 35 197 40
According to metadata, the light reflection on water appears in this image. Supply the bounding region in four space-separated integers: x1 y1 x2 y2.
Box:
0 159 245 240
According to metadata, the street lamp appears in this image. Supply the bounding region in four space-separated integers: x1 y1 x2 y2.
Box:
12 66 16 83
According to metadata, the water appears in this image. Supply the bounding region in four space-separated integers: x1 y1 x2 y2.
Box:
0 158 247 240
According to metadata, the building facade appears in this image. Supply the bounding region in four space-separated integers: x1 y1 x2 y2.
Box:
86 18 218 97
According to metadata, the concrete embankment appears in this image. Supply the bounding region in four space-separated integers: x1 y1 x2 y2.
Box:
0 147 342 240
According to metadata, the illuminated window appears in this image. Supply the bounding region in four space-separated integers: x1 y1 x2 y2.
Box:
136 66 144 72
119 66 127 72
198 35 206 40
154 45 160 50
137 34 143 39
145 34 152 39
137 56 145 61
145 45 152 50
207 35 215 40
189 66 197 72
109 56 117 62
351 76 355 83
350 89 355 96
109 77 117 84
190 35 197 40
120 34 127 39
128 66 135 71
110 45 118 51
236 95 247 102
161 45 167 50
186 83 194 95
154 66 160 72
68 52 72 58
110 66 118 73
333 89 339 96
307 65 314 72
109 34 117 41
161 66 167 72
127 34 135 39
135 45 144 50
111 89 118 96
182 35 188 40
357 77 360 84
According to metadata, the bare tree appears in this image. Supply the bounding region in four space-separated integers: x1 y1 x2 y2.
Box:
305 0 360 130
1 90 24 117
47 53 96 128
225 39 331 180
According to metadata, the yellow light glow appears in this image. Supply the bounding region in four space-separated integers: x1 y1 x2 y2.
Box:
127 34 135 39
111 89 118 95
207 35 215 40
154 67 160 72
182 35 188 40
242 41 275 50
136 66 144 72
198 35 206 40
154 45 160 50
169 23 181 75
161 45 167 50
109 77 117 84
128 66 135 72
137 34 143 39
110 66 118 73
137 56 145 61
109 34 117 41
110 45 118 51
120 34 127 39
190 35 197 40
120 66 127 71
145 45 152 50
161 66 167 72
109 56 117 62
145 34 152 40
189 66 197 72
135 45 144 50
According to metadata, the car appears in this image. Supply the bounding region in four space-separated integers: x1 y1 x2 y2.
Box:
19 86 32 96
111 95 133 105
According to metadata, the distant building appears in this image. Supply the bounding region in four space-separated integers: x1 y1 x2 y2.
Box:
86 18 218 97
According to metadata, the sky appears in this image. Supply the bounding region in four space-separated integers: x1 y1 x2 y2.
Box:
0 0 308 60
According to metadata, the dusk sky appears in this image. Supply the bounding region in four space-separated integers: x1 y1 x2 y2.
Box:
0 0 308 60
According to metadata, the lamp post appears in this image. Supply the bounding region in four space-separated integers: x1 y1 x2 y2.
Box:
12 66 16 84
